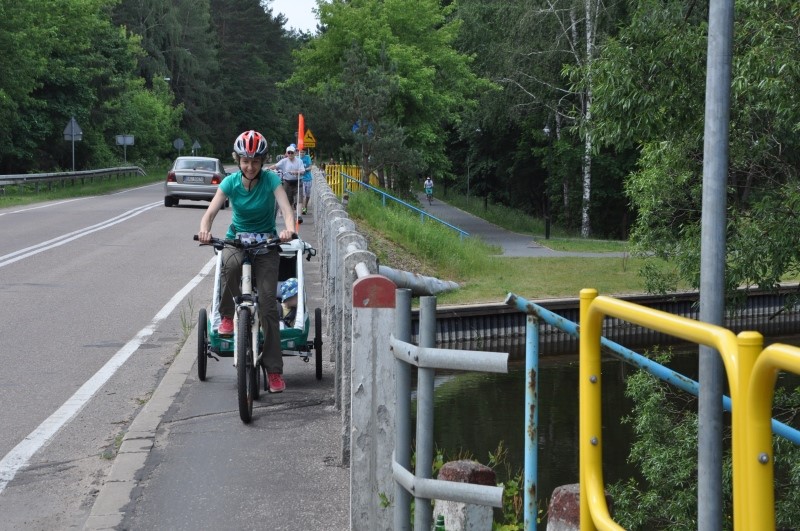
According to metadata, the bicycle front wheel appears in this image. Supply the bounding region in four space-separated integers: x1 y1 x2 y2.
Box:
236 307 254 423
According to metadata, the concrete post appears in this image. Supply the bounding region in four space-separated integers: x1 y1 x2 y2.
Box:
547 483 613 531
350 274 397 531
340 246 376 465
433 460 497 531
326 212 349 351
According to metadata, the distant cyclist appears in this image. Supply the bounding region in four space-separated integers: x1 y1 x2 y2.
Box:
424 176 433 205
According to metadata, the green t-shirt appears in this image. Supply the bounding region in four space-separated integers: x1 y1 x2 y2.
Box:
219 169 282 239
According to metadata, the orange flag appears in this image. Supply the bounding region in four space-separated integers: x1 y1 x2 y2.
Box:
298 114 305 151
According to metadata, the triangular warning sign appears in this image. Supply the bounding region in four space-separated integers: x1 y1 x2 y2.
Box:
303 129 316 147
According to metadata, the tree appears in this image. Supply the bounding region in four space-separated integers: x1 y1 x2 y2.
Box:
0 0 53 171
209 0 300 150
114 0 223 152
451 0 631 237
289 0 489 191
590 0 800 294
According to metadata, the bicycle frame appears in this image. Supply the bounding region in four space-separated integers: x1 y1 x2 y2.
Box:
234 256 260 371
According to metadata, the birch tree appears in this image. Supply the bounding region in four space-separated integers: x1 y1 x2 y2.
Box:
496 0 617 237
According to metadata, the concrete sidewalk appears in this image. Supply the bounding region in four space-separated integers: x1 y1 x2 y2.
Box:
84 211 348 531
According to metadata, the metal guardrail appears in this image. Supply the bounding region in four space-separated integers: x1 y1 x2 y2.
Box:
391 294 507 531
0 166 147 193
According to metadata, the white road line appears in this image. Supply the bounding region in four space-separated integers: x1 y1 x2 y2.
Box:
0 198 87 217
0 202 161 268
0 255 217 495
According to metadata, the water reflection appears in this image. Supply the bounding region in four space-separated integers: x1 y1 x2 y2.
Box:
419 340 710 509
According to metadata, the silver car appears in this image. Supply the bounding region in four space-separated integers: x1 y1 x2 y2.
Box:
164 156 228 207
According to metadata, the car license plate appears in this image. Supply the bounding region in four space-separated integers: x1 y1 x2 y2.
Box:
184 176 204 183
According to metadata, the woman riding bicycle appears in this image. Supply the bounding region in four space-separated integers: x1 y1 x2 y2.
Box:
197 130 296 393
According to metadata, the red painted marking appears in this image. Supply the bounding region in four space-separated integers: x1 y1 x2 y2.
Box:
353 275 397 308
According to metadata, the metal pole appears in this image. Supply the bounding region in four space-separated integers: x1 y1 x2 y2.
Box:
70 118 76 172
524 314 540 530
394 289 412 531
414 296 436 531
698 0 733 529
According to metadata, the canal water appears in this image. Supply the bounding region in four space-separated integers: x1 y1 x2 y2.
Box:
420 337 800 521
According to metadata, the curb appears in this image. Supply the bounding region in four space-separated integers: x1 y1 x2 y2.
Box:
83 328 198 530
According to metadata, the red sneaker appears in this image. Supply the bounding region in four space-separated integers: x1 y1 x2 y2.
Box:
218 316 234 336
268 373 286 393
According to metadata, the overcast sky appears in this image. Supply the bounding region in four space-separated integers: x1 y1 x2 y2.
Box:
271 0 319 34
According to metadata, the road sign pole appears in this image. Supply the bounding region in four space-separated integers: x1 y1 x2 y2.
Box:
64 117 83 172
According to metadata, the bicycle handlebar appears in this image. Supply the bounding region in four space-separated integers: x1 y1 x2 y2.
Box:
193 234 297 252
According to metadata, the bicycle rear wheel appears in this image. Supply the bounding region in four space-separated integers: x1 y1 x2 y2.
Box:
197 308 208 381
236 307 253 423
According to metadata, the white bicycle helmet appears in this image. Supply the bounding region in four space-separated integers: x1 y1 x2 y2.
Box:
233 130 268 158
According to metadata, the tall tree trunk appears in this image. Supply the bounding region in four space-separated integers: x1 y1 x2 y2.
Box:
580 0 596 238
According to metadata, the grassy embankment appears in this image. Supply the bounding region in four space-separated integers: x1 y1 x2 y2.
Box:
345 190 677 305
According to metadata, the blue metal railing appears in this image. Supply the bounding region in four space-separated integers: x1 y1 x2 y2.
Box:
504 291 800 531
341 173 469 240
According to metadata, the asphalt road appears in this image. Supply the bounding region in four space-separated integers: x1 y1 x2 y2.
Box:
0 184 224 529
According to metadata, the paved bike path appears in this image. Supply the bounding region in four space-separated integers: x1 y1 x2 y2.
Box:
84 211 348 531
418 192 627 258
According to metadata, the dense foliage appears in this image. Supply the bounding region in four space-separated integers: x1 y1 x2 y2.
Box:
589 0 800 292
0 0 301 173
610 352 800 529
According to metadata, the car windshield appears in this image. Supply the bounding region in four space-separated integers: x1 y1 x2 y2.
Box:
176 159 216 171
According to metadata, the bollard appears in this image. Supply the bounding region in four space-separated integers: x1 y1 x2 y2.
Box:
547 484 613 531
432 460 496 531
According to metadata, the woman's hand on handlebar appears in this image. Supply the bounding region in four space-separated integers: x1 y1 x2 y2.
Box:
197 229 213 244
278 229 296 242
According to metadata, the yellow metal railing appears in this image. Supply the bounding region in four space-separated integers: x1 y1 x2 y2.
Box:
322 164 380 197
579 288 800 531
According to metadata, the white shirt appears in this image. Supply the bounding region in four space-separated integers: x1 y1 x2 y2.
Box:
274 157 305 181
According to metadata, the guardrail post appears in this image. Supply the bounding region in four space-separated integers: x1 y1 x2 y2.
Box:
351 274 397 531
394 289 412 531
326 212 349 359
339 244 375 465
414 296 437 530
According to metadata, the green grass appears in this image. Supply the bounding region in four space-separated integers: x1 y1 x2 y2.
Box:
347 190 670 304
441 191 628 253
0 164 168 208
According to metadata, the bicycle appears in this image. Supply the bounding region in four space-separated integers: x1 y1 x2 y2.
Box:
194 235 281 424
194 233 322 423
425 186 433 205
